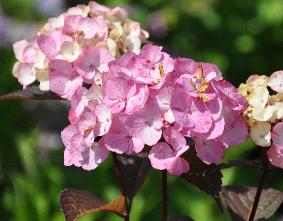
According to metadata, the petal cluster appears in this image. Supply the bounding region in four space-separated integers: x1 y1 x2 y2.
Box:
238 72 283 168
11 2 249 176
12 1 149 97
59 46 248 175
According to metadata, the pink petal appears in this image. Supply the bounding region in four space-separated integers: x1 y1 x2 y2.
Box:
166 157 190 176
195 139 226 164
220 115 248 147
61 125 78 149
171 88 194 129
125 85 149 114
13 40 29 62
74 47 114 82
49 59 83 99
148 142 174 170
12 62 36 87
163 128 189 155
267 145 283 169
37 34 58 59
272 122 283 149
81 142 109 170
211 80 248 112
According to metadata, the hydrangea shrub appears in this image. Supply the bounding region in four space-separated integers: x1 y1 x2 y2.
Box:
2 1 283 221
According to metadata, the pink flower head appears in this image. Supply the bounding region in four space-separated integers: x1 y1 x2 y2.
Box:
149 128 190 176
49 59 83 100
124 102 163 146
104 116 145 154
74 47 115 83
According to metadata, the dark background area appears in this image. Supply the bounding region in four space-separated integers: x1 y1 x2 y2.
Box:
1 0 283 220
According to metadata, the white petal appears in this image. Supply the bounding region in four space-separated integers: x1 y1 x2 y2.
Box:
250 121 271 147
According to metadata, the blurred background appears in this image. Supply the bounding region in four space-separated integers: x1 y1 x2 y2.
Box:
1 0 283 220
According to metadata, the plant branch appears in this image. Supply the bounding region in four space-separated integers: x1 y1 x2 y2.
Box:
219 159 262 170
162 170 168 221
112 153 130 221
247 148 269 221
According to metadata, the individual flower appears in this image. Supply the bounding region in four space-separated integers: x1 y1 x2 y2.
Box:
104 116 145 154
149 128 190 176
124 101 163 146
49 59 83 100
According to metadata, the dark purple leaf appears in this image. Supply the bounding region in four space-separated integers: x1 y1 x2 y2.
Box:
59 189 126 221
222 186 283 221
115 153 151 200
0 86 61 100
182 148 223 212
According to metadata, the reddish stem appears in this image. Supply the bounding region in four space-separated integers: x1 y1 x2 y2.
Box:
247 148 269 221
112 153 130 221
162 170 168 221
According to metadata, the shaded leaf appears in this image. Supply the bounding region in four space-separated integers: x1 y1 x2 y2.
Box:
222 186 283 221
182 147 223 212
114 153 151 200
169 215 195 221
0 86 61 100
59 188 126 221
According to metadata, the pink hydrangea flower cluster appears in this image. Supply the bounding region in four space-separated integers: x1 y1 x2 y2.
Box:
61 44 248 176
12 1 149 97
238 72 283 168
11 2 249 176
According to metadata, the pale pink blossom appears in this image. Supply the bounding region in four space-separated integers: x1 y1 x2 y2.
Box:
74 47 114 83
104 116 145 154
49 59 83 100
149 128 190 176
124 102 163 146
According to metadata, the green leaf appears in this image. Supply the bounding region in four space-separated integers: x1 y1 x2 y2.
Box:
59 189 126 221
169 215 195 221
222 186 283 221
0 86 61 100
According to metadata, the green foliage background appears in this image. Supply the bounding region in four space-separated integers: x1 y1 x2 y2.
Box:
1 0 283 220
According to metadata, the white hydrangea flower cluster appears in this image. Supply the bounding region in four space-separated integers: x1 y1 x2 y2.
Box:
239 71 283 168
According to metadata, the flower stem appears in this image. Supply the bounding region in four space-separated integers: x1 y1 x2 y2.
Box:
162 170 168 221
247 148 269 221
112 153 130 221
